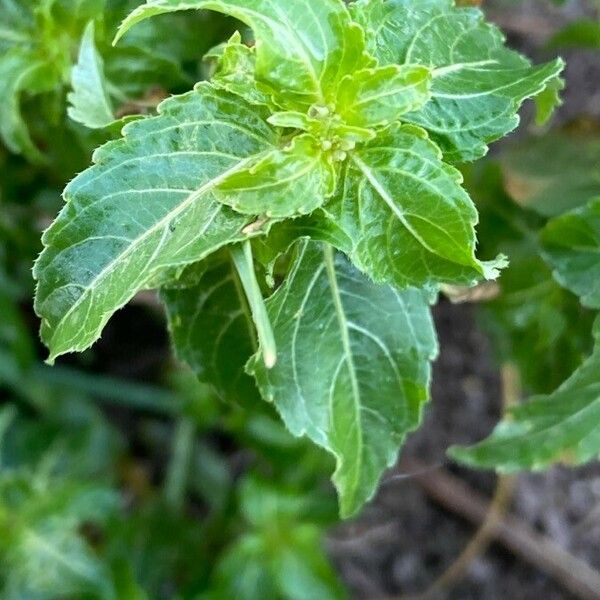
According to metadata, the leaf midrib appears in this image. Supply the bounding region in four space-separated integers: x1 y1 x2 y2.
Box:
46 151 268 350
323 244 363 505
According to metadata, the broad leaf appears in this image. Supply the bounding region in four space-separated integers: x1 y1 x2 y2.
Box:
250 240 438 517
67 22 115 129
351 0 563 162
116 0 371 110
34 84 280 362
541 197 600 309
162 254 260 404
325 124 505 288
451 317 600 471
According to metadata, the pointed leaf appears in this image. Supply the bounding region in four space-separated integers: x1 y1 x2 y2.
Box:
250 241 438 517
541 197 600 309
116 0 371 109
216 134 335 218
325 124 505 288
451 318 600 471
336 64 431 129
67 21 115 129
351 0 563 161
34 84 280 362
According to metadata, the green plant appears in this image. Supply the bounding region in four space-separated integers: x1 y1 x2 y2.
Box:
2 0 600 596
33 0 594 521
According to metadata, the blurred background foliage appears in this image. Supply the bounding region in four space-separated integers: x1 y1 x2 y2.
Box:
0 0 599 598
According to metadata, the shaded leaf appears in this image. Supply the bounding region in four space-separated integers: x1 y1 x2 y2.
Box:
463 161 594 394
500 132 600 217
0 48 49 161
162 254 260 404
541 197 600 309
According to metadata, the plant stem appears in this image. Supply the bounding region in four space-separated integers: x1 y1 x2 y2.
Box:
164 417 195 513
231 240 277 369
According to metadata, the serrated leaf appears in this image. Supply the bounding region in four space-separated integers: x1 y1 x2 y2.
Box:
325 124 505 288
541 197 600 309
351 0 564 161
249 240 438 517
451 318 600 471
34 84 281 362
162 255 260 404
67 22 115 129
336 64 431 129
116 0 371 110
534 77 564 126
216 134 335 218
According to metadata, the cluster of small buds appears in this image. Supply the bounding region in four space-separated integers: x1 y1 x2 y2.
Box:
307 103 336 120
321 136 356 161
307 103 358 162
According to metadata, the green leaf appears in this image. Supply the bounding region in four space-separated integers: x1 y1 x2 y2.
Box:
325 124 505 288
204 32 272 107
549 19 600 49
115 0 371 110
534 76 564 126
336 64 431 129
250 241 438 517
34 84 280 362
541 197 600 309
67 22 115 129
450 317 600 471
0 468 117 600
351 0 564 162
216 134 335 218
500 133 600 217
162 254 260 404
463 161 595 395
0 48 48 161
